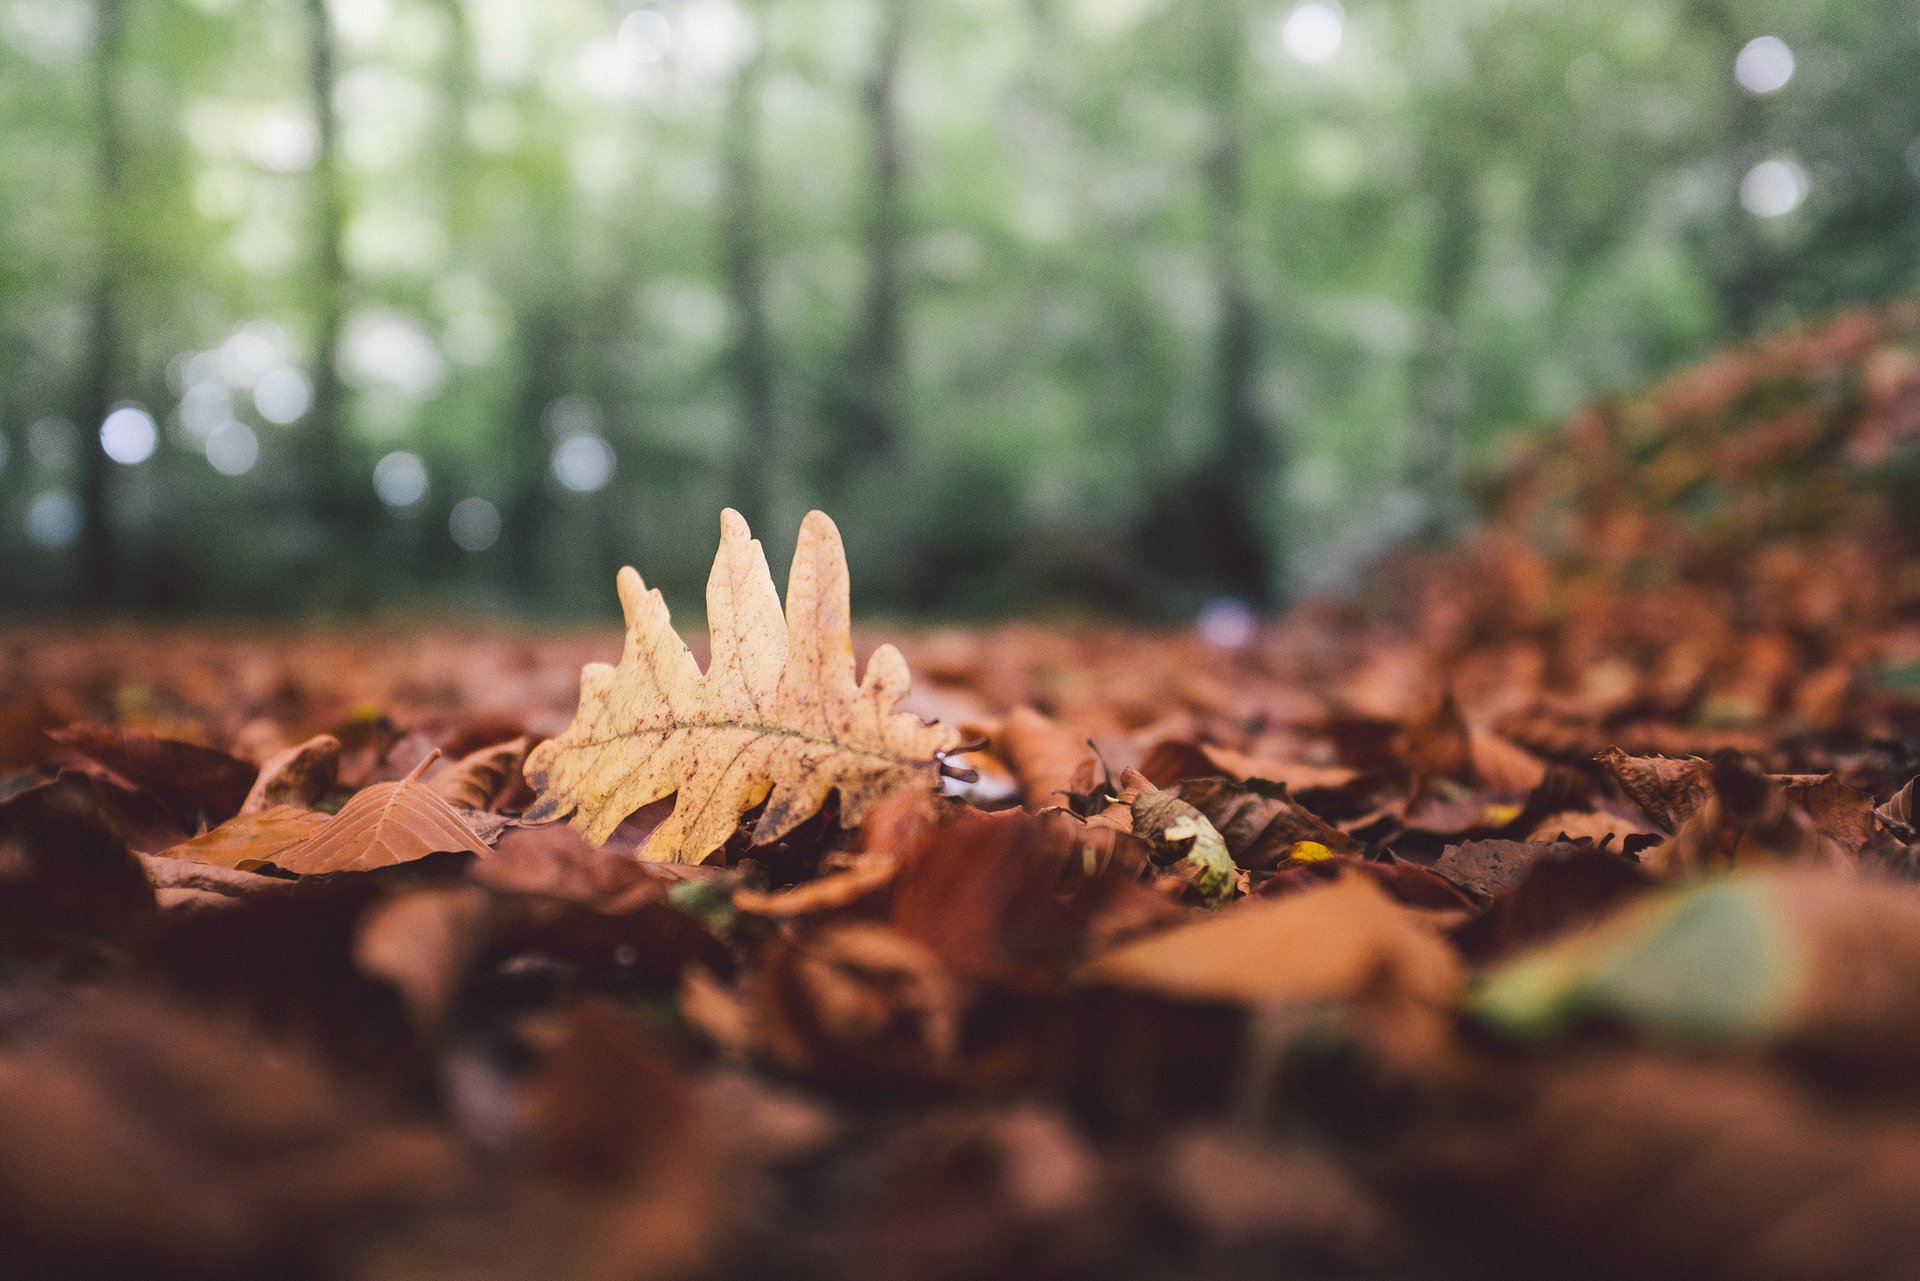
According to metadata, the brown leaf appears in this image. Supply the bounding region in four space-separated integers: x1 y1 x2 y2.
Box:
1078 872 1463 1063
1405 1055 1920 1281
241 733 341 812
158 804 328 870
428 735 530 811
526 510 957 862
733 852 898 919
889 806 1162 986
271 759 491 875
1597 747 1713 832
994 705 1099 806
1136 738 1359 793
50 723 257 827
758 923 961 1082
1433 839 1585 900
1879 776 1917 832
1645 752 1850 876
472 823 672 912
353 885 493 1030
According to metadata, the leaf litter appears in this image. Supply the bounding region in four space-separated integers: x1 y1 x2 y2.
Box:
1 307 1919 1278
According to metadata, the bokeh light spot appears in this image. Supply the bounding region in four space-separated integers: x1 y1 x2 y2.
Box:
1734 36 1794 95
373 450 429 509
24 491 80 549
449 497 501 551
205 421 260 476
1281 2 1343 64
1741 156 1808 217
254 367 313 424
551 433 616 493
100 406 158 465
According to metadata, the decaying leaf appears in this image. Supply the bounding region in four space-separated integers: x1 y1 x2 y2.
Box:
49 723 257 827
1111 768 1236 904
1597 748 1715 832
526 510 958 863
1167 775 1359 869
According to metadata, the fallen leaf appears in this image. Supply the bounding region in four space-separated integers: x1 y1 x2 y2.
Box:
271 756 491 874
159 804 328 870
1643 752 1850 875
1403 1054 1920 1281
241 734 341 812
429 735 530 811
525 510 957 862
50 723 257 827
1136 738 1360 793
1078 872 1463 1062
1113 769 1236 905
1167 775 1358 869
1597 748 1713 832
993 705 1099 806
733 852 898 918
1433 839 1586 900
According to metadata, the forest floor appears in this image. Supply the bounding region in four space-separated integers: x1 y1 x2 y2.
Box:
4 305 1920 1281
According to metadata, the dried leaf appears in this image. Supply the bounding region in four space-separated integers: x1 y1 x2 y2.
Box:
1113 768 1236 904
1079 873 1463 1062
1597 748 1713 832
1405 1054 1920 1281
429 735 530 811
241 734 341 813
733 852 898 919
1643 753 1850 876
1136 738 1360 793
159 805 328 871
1168 775 1359 869
50 723 257 827
994 705 1099 806
526 510 957 862
271 759 491 874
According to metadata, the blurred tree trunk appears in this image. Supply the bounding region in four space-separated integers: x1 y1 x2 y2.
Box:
302 0 350 532
1687 0 1770 336
722 1 779 529
432 0 477 239
1405 160 1479 532
77 0 127 603
504 306 561 594
1188 0 1280 606
841 0 910 466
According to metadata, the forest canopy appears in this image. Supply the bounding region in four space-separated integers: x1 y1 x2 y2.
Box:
2 0 1917 616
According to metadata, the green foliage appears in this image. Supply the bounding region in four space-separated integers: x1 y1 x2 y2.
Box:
1 0 1917 616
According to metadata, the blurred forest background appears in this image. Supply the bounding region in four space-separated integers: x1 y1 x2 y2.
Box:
2 0 1918 619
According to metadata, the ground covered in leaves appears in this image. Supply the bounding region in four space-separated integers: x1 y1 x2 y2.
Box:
5 305 1920 1281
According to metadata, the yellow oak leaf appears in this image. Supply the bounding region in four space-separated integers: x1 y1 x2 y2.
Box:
524 509 958 863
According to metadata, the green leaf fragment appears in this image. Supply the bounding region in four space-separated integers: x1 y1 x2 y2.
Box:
1471 877 1805 1044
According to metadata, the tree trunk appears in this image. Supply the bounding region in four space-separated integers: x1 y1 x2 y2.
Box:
722 1 779 530
302 0 350 531
1190 0 1280 605
77 0 127 604
842 0 910 465
1687 0 1770 336
1405 159 1479 532
504 306 561 594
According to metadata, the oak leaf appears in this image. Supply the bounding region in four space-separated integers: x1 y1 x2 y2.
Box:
524 510 957 864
